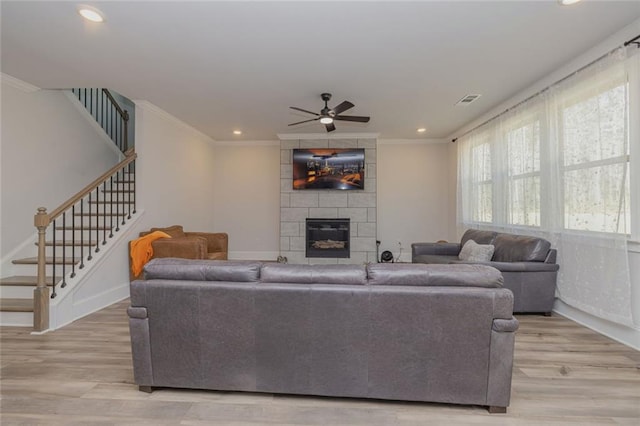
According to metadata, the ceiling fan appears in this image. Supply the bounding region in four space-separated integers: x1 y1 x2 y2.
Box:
288 93 370 132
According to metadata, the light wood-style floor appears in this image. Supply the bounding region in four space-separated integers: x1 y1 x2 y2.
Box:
1 300 639 425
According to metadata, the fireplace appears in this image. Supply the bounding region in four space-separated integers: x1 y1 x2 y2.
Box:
306 218 350 258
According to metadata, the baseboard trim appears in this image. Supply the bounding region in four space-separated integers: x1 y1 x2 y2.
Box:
553 299 640 351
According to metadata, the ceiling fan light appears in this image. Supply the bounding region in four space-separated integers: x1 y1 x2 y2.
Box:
320 117 334 124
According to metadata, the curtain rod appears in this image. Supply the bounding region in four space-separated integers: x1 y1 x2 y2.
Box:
451 33 640 143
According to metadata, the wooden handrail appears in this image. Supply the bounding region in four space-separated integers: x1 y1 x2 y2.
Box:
47 151 137 222
103 89 128 119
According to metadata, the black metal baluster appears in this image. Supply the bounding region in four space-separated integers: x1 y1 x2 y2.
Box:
109 175 114 238
132 159 136 214
61 212 67 288
83 88 87 108
122 166 127 225
70 204 76 278
51 219 57 299
87 191 93 261
79 198 85 269
115 170 121 232
111 104 114 149
127 162 132 220
102 181 107 245
95 186 100 253
117 109 121 151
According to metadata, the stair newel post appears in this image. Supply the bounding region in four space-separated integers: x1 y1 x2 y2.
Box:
34 207 50 332
70 204 76 278
61 212 66 288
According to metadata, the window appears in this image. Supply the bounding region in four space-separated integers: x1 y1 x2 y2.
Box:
458 57 631 236
560 79 630 234
506 117 541 227
471 139 492 223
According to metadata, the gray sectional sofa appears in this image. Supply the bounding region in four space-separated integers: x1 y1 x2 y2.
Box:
128 258 519 413
412 229 559 314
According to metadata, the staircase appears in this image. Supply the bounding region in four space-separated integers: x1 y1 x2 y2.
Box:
0 88 136 331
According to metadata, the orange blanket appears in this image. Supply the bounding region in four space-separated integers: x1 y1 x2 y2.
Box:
130 231 171 277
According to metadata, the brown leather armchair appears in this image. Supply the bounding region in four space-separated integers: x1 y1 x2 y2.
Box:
131 225 228 280
141 225 228 260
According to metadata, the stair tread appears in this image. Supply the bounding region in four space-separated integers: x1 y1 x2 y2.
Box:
13 257 80 265
0 276 58 286
0 298 34 312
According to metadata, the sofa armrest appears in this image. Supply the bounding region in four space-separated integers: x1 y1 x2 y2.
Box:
128 307 154 387
151 236 207 259
545 249 557 264
412 242 461 259
493 317 519 332
185 232 228 254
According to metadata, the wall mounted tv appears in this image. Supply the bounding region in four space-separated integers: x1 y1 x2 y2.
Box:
293 148 365 190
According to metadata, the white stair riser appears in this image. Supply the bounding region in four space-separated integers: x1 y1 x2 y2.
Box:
11 263 85 276
0 311 32 327
0 286 36 298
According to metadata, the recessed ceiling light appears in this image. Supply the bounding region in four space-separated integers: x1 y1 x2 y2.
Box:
233 130 242 135
558 0 582 5
417 128 427 133
78 5 105 23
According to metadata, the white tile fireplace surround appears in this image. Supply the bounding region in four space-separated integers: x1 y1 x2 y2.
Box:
279 135 378 264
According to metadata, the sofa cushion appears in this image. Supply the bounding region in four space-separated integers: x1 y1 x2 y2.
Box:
425 264 503 288
367 263 432 286
459 240 495 262
260 263 367 285
492 233 551 262
460 229 497 246
149 225 185 238
143 258 261 282
367 263 503 288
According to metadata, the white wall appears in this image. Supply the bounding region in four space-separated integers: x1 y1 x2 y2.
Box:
377 140 452 261
0 77 120 261
132 101 218 234
211 142 280 260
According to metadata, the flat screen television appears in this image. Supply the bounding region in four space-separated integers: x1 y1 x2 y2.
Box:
292 148 365 190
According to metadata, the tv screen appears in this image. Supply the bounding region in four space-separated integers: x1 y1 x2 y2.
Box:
293 148 365 190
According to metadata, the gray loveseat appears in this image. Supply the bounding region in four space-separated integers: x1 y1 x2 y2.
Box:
128 258 518 413
412 229 559 314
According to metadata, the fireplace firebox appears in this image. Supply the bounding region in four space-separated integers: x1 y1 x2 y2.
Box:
306 218 350 258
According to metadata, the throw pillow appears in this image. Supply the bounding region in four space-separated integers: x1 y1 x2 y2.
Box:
458 239 495 262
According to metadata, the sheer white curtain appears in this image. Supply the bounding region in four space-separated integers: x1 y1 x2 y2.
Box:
457 47 635 326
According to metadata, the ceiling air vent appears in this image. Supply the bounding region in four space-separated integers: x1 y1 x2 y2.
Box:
456 94 481 106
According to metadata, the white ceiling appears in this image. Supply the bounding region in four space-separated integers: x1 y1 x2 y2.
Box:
2 1 640 140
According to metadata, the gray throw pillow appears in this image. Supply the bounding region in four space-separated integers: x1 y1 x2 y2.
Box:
458 239 495 262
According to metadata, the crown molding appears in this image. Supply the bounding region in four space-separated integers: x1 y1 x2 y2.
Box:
378 138 448 145
277 132 380 140
1 73 40 93
134 100 215 144
213 140 280 147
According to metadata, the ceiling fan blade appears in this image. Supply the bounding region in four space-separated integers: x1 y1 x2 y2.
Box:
332 101 354 115
334 115 370 123
288 117 320 126
325 122 336 132
289 106 319 116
